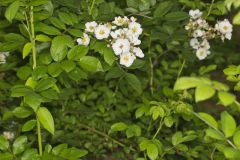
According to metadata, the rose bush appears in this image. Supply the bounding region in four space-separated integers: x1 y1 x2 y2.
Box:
0 0 240 160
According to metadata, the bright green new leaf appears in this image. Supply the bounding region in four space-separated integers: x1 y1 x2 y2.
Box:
37 107 55 135
36 34 51 42
223 147 240 159
13 136 28 155
218 91 236 106
22 120 37 132
195 84 215 102
5 0 20 23
206 128 225 140
221 111 236 138
174 77 201 91
0 136 9 151
22 42 32 59
198 112 218 129
147 143 158 160
110 122 127 132
233 131 240 149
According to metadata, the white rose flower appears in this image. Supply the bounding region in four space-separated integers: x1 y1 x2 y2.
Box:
225 32 232 40
77 33 90 46
128 34 141 45
201 39 210 50
0 52 9 64
216 19 233 34
189 9 202 19
94 25 111 40
193 29 204 38
3 131 14 140
113 16 128 26
190 38 200 49
120 52 136 67
196 48 209 60
130 16 137 22
128 22 143 37
85 21 98 33
133 47 144 58
112 38 130 55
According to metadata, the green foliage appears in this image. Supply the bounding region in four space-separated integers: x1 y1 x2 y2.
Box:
0 0 240 159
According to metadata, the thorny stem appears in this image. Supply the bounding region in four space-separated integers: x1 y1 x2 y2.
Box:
78 123 136 152
29 6 42 156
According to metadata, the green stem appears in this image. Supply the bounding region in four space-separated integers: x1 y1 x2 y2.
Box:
78 123 136 152
29 6 42 156
37 118 43 156
30 6 37 69
152 118 164 139
177 59 185 78
89 0 96 15
207 0 215 17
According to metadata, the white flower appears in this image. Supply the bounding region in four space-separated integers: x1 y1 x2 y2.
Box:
0 52 9 64
196 48 209 60
3 131 14 140
215 19 233 34
133 47 144 58
190 38 200 49
130 16 137 22
77 33 90 46
94 25 111 40
189 9 202 19
193 29 205 38
120 52 135 67
128 22 143 37
85 21 98 33
201 39 210 50
225 32 232 40
113 16 128 26
112 38 130 55
128 35 141 45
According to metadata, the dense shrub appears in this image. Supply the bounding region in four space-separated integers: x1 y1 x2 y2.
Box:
0 0 240 159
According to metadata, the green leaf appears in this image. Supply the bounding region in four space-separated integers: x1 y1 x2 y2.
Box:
79 56 102 72
24 93 43 111
154 1 173 18
11 85 33 97
13 136 28 155
61 60 76 72
67 45 89 60
48 62 62 77
58 12 73 25
0 136 9 151
36 34 51 42
233 12 240 25
195 84 215 102
165 11 189 21
35 77 56 92
103 47 115 66
22 42 32 59
59 148 88 159
126 125 141 138
49 17 66 29
110 122 128 132
198 112 218 129
0 153 13 160
5 0 20 23
174 77 201 91
218 91 236 106
147 143 158 160
21 149 38 160
13 107 33 118
51 35 74 61
16 66 32 80
35 22 61 35
233 131 240 149
22 120 36 132
206 128 225 140
125 73 142 95
223 147 240 159
37 107 55 135
221 111 236 138
172 132 183 146
164 116 174 127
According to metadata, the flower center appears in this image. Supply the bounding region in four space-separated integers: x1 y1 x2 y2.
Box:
223 26 228 31
123 55 129 62
99 30 105 35
90 26 94 30
118 18 124 23
132 27 138 33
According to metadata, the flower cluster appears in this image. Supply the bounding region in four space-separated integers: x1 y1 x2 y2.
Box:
185 9 233 60
77 16 144 67
3 131 14 140
0 52 9 64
